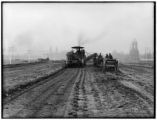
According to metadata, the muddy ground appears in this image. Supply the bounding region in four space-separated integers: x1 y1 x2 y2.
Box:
3 61 64 94
3 63 154 118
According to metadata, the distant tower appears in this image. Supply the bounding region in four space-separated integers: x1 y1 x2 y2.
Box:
129 39 140 62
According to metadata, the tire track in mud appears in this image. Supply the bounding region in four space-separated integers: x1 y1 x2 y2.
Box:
115 82 154 117
3 68 66 104
3 68 79 118
4 69 69 117
63 68 82 117
111 67 154 105
85 70 105 117
34 69 82 118
65 69 84 117
65 68 106 118
79 69 88 117
117 81 154 116
3 66 154 118
93 69 154 117
118 66 154 107
6 69 74 117
65 68 89 117
115 69 154 100
119 66 154 116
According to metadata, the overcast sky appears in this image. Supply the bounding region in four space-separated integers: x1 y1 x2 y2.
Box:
3 3 154 55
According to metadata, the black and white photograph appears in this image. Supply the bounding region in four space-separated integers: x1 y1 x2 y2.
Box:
2 1 155 118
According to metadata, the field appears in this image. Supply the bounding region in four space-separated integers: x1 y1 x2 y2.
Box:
3 62 154 118
3 61 64 96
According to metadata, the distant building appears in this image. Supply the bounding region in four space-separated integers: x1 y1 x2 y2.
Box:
129 40 140 62
38 57 49 62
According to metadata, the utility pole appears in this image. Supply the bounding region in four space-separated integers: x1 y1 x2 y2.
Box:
9 46 15 64
49 46 53 60
145 47 151 60
27 49 31 63
55 47 58 60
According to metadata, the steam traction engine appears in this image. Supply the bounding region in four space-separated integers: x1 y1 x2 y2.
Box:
66 46 86 67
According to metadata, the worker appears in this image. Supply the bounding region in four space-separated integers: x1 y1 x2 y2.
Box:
109 53 113 59
105 54 109 59
76 49 79 55
98 53 103 64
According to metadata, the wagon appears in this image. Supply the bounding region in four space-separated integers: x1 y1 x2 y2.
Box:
103 59 118 71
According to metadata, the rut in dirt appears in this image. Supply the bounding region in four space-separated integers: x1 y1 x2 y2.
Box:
3 66 154 118
3 68 81 118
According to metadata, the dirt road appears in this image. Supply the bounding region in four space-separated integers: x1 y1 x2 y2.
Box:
3 65 154 118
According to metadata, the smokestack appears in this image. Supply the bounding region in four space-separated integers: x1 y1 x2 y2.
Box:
78 32 84 46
